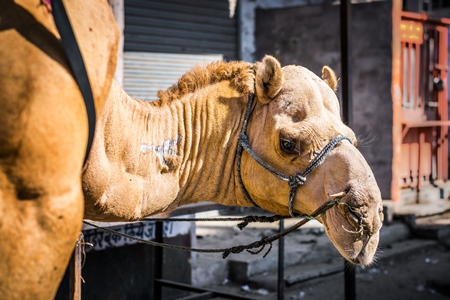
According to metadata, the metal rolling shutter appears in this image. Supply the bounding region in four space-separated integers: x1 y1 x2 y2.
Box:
124 0 237 59
123 0 237 100
123 52 222 100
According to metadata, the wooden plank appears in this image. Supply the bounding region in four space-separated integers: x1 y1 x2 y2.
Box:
69 234 83 300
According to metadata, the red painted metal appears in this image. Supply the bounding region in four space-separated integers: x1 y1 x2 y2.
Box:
400 20 423 44
400 144 410 187
401 11 450 26
437 25 448 180
391 0 403 203
398 12 449 194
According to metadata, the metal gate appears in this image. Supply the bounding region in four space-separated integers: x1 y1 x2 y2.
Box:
399 12 450 194
122 0 238 100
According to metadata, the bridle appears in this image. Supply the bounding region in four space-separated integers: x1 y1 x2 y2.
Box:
236 93 352 217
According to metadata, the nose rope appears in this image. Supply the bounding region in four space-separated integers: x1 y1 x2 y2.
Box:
236 93 352 217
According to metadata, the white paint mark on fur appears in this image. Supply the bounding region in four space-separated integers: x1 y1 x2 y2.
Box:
140 135 182 165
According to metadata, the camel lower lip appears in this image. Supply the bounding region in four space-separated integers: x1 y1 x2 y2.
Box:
346 251 367 265
323 214 379 266
352 239 377 266
352 254 365 265
354 255 369 266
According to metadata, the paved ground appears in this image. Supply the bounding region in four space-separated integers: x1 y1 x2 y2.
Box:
186 209 450 300
207 239 450 300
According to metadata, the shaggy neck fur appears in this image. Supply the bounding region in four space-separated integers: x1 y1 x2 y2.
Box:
83 61 257 221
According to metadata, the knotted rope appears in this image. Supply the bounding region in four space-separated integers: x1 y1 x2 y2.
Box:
142 214 287 230
236 94 352 217
83 197 343 259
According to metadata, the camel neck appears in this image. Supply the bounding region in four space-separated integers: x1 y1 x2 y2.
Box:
83 80 255 221
165 81 253 208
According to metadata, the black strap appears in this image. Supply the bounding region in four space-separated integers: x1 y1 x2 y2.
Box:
236 93 352 217
51 0 96 165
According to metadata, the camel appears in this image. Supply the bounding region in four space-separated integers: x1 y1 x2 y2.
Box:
0 0 119 299
83 56 384 267
1 1 383 299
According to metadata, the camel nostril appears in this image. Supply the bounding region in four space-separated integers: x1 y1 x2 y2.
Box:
337 202 362 231
346 210 361 230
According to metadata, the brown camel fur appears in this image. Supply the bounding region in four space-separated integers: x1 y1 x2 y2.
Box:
0 0 119 298
1 1 383 298
83 56 383 266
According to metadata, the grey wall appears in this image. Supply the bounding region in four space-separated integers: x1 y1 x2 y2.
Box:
254 1 394 199
56 235 192 300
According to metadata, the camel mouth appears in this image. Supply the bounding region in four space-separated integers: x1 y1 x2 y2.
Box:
330 191 367 236
347 231 380 266
321 192 382 266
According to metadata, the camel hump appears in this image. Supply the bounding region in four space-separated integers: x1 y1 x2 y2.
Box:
62 0 120 111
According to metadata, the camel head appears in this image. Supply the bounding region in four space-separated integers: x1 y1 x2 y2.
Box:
241 55 383 265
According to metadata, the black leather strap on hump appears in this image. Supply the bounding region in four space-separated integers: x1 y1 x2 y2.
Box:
51 0 96 165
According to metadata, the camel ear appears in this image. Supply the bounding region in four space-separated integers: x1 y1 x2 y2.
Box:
322 66 338 92
255 55 283 104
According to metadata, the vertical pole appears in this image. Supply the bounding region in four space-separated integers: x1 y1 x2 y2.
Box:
437 26 449 180
340 0 353 128
344 261 356 300
391 1 403 204
340 1 356 300
107 0 124 87
153 222 164 300
69 233 83 300
277 219 285 300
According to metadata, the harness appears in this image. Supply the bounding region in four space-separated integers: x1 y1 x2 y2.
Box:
236 93 351 217
51 0 96 165
46 0 355 260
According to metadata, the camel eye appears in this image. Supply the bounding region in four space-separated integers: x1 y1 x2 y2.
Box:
280 138 298 154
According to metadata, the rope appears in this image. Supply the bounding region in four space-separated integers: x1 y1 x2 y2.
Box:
236 94 260 208
82 198 341 259
287 135 351 217
143 214 291 230
81 91 353 259
235 94 352 218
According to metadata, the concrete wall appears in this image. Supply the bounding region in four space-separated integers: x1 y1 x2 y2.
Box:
253 1 394 199
238 0 390 62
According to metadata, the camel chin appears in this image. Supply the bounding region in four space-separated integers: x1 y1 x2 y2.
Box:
320 198 383 266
